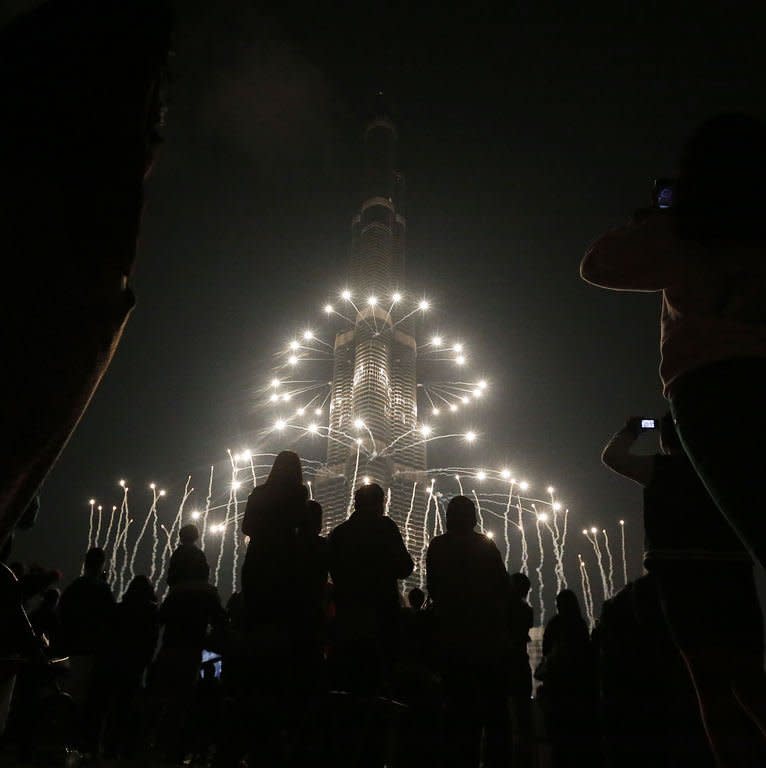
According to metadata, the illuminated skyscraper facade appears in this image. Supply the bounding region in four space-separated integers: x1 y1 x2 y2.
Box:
315 107 428 567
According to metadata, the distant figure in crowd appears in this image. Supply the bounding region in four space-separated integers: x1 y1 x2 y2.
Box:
57 547 115 754
508 572 534 768
167 523 210 587
426 495 511 768
329 483 413 696
602 413 766 765
103 575 159 759
581 113 766 571
538 589 597 768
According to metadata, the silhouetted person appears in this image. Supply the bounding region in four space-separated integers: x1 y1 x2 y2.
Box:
426 495 511 768
167 523 210 588
57 547 115 754
241 450 309 626
241 451 327 764
602 413 766 765
508 572 534 768
150 578 225 763
539 589 597 768
581 113 766 572
102 575 159 758
329 483 413 696
394 585 440 768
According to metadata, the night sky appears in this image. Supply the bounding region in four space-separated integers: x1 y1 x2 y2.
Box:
17 2 766 610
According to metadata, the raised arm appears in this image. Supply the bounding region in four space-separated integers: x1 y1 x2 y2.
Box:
581 213 682 292
601 418 654 486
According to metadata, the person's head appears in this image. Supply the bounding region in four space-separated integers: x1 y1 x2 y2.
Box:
83 547 106 576
123 574 157 604
407 587 425 610
266 450 304 489
659 411 683 455
446 495 477 534
555 589 583 619
510 572 531 600
304 500 323 536
179 523 200 545
677 113 766 243
354 483 385 517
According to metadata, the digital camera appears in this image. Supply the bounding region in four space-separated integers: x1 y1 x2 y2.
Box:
652 178 677 210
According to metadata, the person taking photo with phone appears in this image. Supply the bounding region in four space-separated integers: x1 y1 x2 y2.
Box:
581 113 766 573
602 413 766 766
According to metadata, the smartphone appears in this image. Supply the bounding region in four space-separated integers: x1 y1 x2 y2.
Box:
641 419 657 430
652 178 677 210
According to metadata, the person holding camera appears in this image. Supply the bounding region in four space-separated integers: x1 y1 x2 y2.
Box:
601 413 766 766
581 113 766 572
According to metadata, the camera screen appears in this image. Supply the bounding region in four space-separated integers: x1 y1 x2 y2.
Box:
641 419 656 429
656 185 675 209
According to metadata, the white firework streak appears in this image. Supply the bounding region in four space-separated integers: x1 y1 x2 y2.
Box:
114 520 133 599
420 482 434 590
94 506 103 547
602 529 615 597
228 452 240 595
535 515 546 626
346 443 361 518
384 487 391 516
87 501 95 550
214 484 234 588
404 482 417 551
560 509 569 589
503 484 513 570
620 521 628 587
307 481 313 501
149 492 162 583
103 506 117 556
159 476 193 585
249 454 257 487
517 498 529 576
129 489 157 582
201 465 214 552
587 531 610 601
456 476 464 496
471 490 485 533
118 488 131 596
578 554 595 630
545 520 563 594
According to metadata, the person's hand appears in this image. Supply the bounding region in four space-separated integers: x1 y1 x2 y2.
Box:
624 417 644 438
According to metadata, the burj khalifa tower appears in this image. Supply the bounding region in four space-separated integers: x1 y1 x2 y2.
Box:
314 99 428 555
